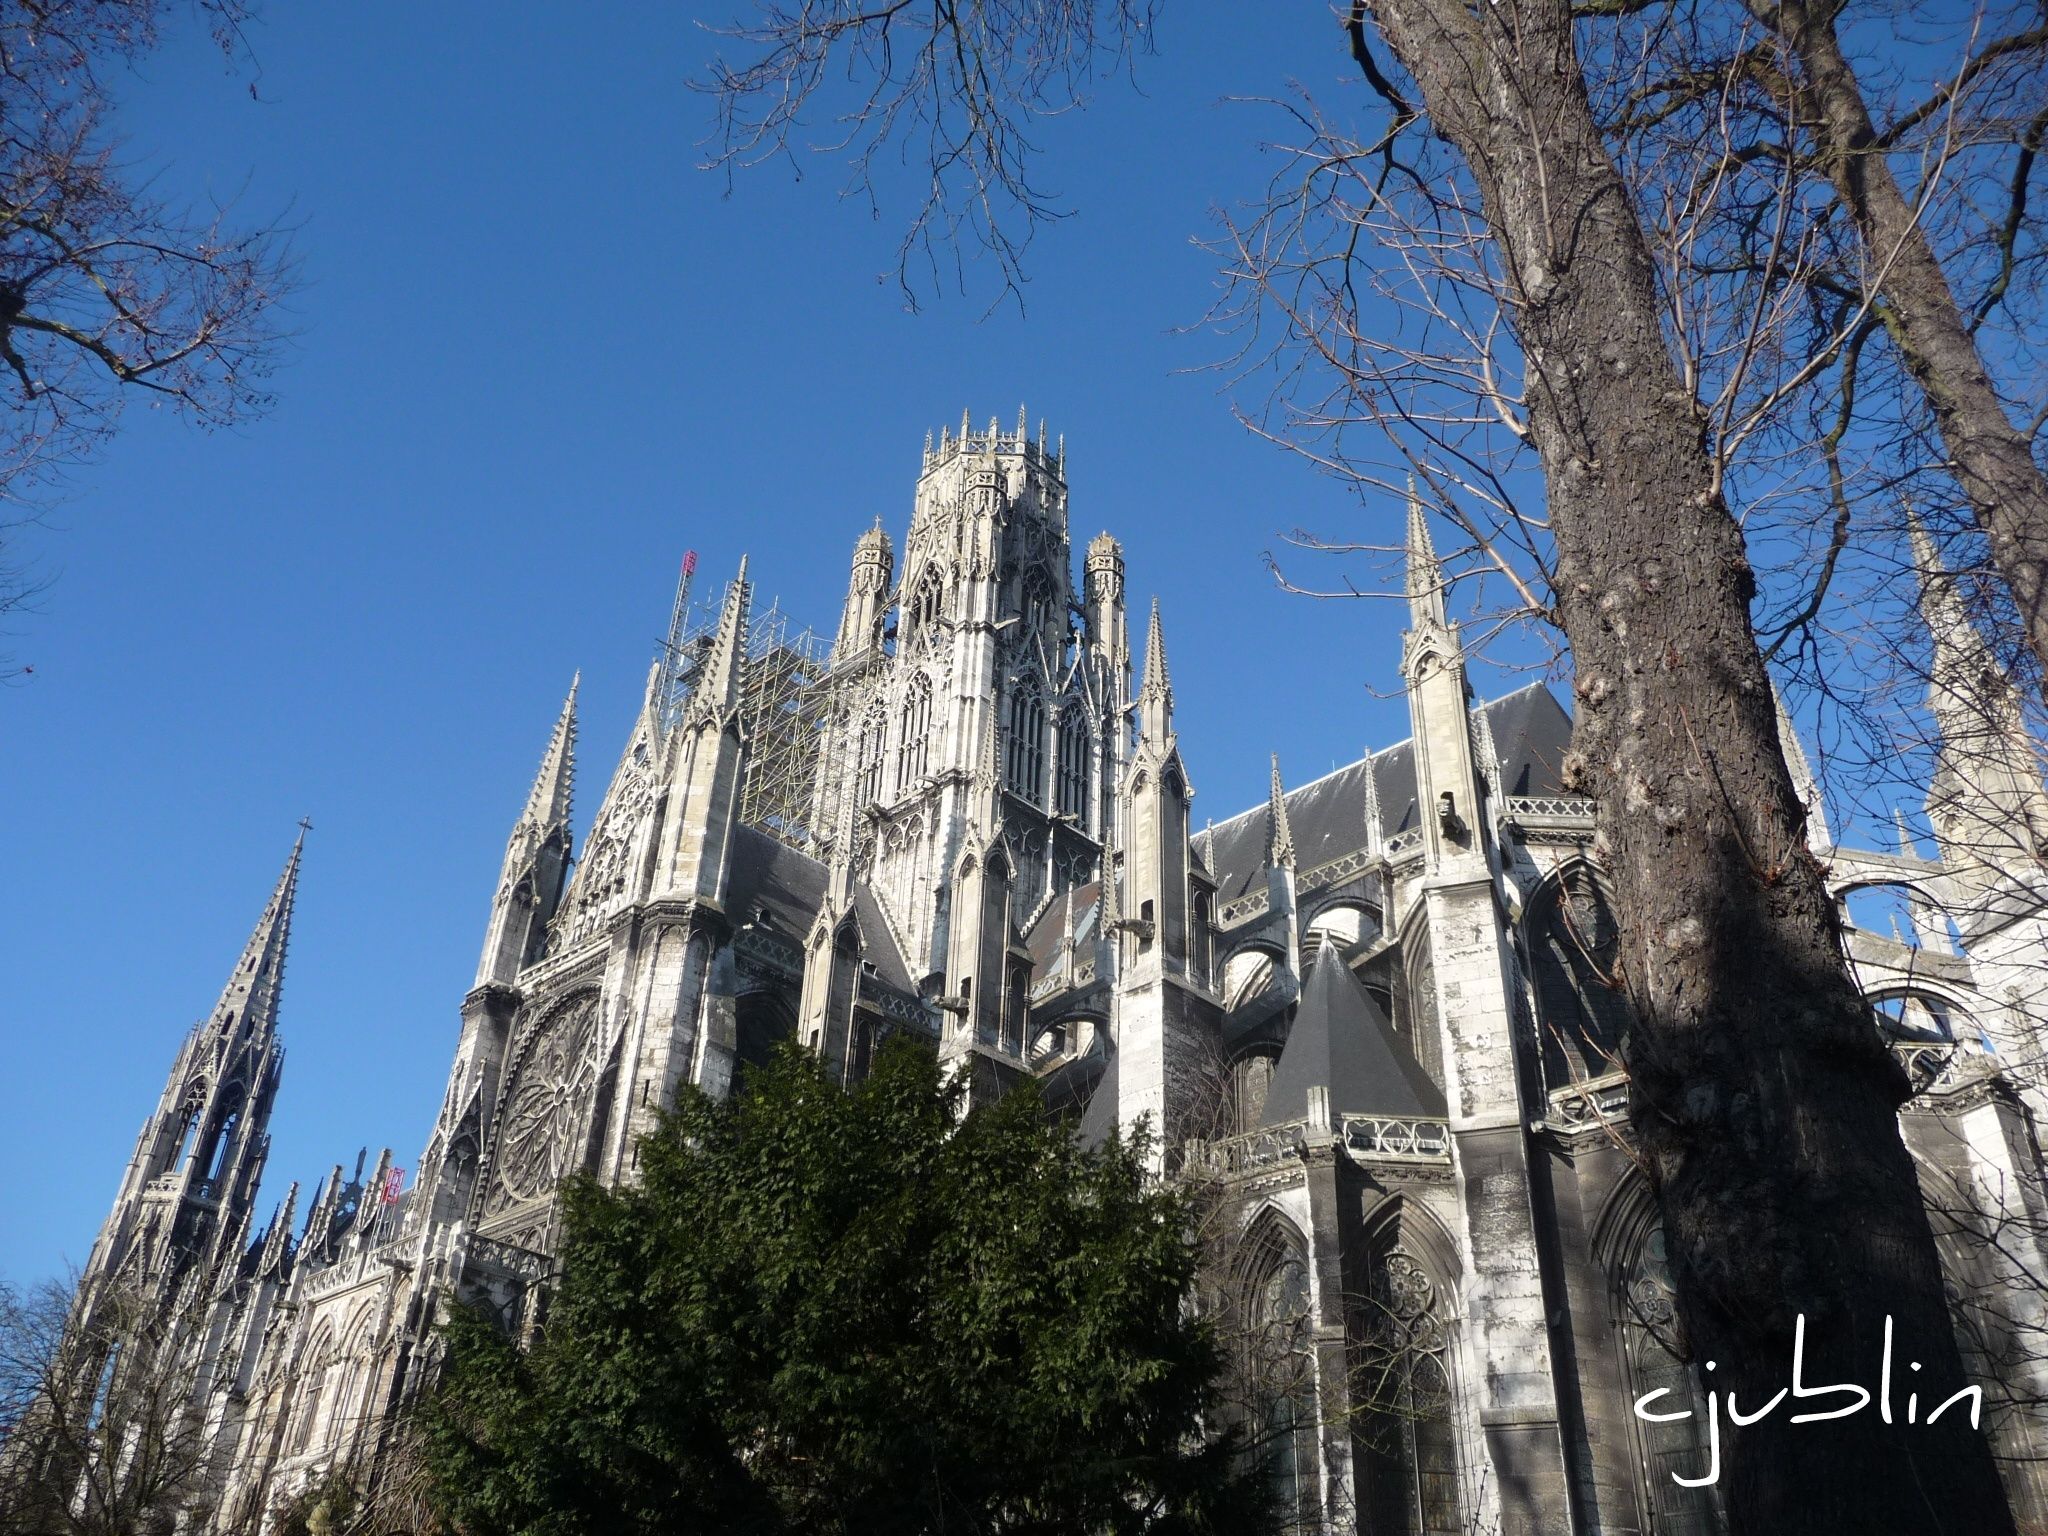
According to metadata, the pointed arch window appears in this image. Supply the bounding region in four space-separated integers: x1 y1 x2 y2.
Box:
199 1091 245 1198
1618 1222 1726 1535
1528 867 1632 1091
897 675 933 790
1021 565 1058 642
1357 1247 1464 1536
907 569 948 641
1056 703 1091 821
855 710 885 806
1006 689 1045 805
1003 962 1031 1057
1241 1223 1318 1526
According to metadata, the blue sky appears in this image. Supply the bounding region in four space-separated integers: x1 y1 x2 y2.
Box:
0 4 1558 1285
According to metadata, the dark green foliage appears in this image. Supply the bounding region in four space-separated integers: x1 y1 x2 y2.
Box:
418 1038 1270 1536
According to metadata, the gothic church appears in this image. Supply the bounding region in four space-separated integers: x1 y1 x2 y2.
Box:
42 415 2048 1534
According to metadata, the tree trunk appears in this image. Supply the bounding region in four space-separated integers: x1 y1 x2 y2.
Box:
1762 0 2048 692
1359 0 2016 1530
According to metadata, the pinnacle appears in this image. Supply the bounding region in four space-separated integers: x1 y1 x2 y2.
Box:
694 556 753 719
1905 500 1943 580
522 676 579 830
1140 598 1171 701
1269 753 1297 867
1405 480 1448 624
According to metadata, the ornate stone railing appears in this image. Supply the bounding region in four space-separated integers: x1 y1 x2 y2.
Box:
1384 828 1425 861
1218 888 1271 926
1185 1120 1310 1177
1893 1040 2001 1099
1547 1072 1631 1133
1340 1114 1452 1161
1503 795 1598 822
466 1234 551 1283
1300 847 1375 896
1187 1112 1453 1178
1542 1047 2001 1133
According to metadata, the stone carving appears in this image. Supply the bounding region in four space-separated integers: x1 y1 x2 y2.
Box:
485 993 601 1214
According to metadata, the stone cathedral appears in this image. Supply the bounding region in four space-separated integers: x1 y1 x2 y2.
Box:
38 416 2048 1534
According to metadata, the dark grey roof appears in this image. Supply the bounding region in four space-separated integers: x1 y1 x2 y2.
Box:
726 825 828 935
1076 1053 1121 1150
1208 683 1574 901
1260 940 1446 1126
851 886 914 992
1040 1039 1107 1119
723 825 914 995
1023 880 1101 969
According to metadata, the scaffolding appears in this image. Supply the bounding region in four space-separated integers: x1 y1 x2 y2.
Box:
661 587 837 852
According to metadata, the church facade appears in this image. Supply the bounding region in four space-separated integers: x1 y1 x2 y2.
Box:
40 416 2048 1534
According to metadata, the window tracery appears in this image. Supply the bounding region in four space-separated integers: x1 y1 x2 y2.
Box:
1007 687 1046 804
1056 703 1090 821
1357 1248 1463 1536
484 993 603 1215
1528 866 1632 1090
897 675 933 790
854 709 885 807
906 568 948 643
1243 1222 1318 1528
1618 1222 1725 1535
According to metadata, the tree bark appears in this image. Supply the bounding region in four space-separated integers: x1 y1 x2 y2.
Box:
1358 0 2017 1529
1761 0 2048 691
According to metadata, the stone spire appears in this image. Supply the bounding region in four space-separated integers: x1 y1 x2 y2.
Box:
972 695 1004 838
687 556 752 730
476 683 580 988
523 675 578 832
1406 481 1449 630
211 828 304 1051
1771 678 1831 850
662 556 755 906
1268 753 1297 868
1906 505 2048 879
1137 598 1173 744
1362 752 1383 857
75 835 300 1321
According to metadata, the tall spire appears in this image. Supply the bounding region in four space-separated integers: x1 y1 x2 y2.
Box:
1406 480 1449 629
1905 501 2048 870
521 675 579 831
657 550 699 735
687 556 752 728
1905 501 1991 676
1137 598 1173 744
1771 678 1830 849
212 829 304 1046
1895 804 1920 859
1268 754 1297 868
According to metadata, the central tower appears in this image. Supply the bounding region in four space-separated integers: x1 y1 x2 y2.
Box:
810 412 1127 1056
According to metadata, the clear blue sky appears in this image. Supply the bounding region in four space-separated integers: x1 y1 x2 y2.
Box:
0 3 1552 1286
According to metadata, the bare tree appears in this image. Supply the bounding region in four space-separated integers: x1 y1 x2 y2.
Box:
0 1272 220 1536
1735 0 2048 692
0 0 292 672
697 2 2025 1530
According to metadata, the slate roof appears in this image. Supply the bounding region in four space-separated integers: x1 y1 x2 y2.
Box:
1023 880 1102 970
1260 939 1447 1126
1207 683 1574 902
1076 1053 1121 1150
723 824 915 993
